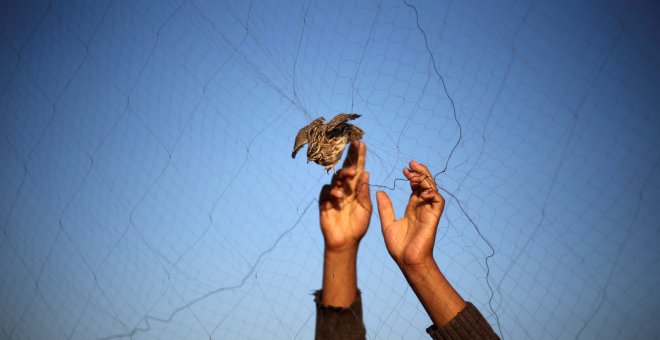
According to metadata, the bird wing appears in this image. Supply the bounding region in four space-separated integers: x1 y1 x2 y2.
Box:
292 117 325 158
346 125 365 142
326 113 361 131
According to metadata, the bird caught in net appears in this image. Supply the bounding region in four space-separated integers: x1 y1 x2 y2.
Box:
292 113 364 174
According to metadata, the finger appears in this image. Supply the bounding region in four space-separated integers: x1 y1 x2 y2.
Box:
406 160 437 192
420 189 445 208
336 166 357 180
376 191 396 226
342 142 359 168
403 167 423 193
410 159 429 171
328 167 352 189
342 141 366 171
356 141 366 171
409 160 433 181
330 186 344 199
355 172 371 210
330 167 357 198
320 184 342 210
319 184 334 205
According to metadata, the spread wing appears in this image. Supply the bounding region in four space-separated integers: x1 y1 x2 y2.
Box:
326 113 361 131
326 113 364 142
346 125 365 142
292 117 325 158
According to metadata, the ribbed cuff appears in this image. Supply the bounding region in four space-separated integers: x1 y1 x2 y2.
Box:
426 302 500 340
314 290 366 340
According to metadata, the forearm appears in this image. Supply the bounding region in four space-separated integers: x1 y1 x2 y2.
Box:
399 258 466 327
321 245 359 307
316 245 365 340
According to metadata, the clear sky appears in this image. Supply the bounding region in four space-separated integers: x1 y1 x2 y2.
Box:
1 0 659 339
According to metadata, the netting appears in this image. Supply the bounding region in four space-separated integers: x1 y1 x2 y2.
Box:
1 0 659 339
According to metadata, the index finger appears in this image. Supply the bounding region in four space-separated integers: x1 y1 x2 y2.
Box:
405 160 437 192
342 140 366 171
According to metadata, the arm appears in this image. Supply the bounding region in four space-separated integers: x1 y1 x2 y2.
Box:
376 161 499 339
376 160 465 325
315 141 371 340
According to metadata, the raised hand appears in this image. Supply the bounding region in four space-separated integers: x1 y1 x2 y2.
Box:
376 160 465 327
376 160 445 267
318 141 371 308
319 141 371 252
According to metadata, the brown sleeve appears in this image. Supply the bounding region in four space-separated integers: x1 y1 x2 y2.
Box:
314 290 366 340
426 302 500 340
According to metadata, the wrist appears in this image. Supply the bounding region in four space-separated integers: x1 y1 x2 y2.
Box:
324 241 360 256
398 256 438 279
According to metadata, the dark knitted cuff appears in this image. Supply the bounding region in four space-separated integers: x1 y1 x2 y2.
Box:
426 302 500 340
314 290 366 340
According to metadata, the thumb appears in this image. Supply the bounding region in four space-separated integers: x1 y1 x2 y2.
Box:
376 191 396 228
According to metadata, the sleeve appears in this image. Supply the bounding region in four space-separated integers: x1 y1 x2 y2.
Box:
426 302 500 340
314 290 366 340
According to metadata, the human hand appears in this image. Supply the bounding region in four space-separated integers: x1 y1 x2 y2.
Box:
376 162 469 328
376 160 445 268
319 141 371 253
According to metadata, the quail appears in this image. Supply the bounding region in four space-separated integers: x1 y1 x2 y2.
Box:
292 113 364 173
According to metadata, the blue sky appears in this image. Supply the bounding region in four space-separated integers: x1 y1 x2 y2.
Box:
1 0 659 339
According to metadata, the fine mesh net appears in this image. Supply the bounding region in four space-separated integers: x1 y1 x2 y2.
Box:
1 0 659 339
